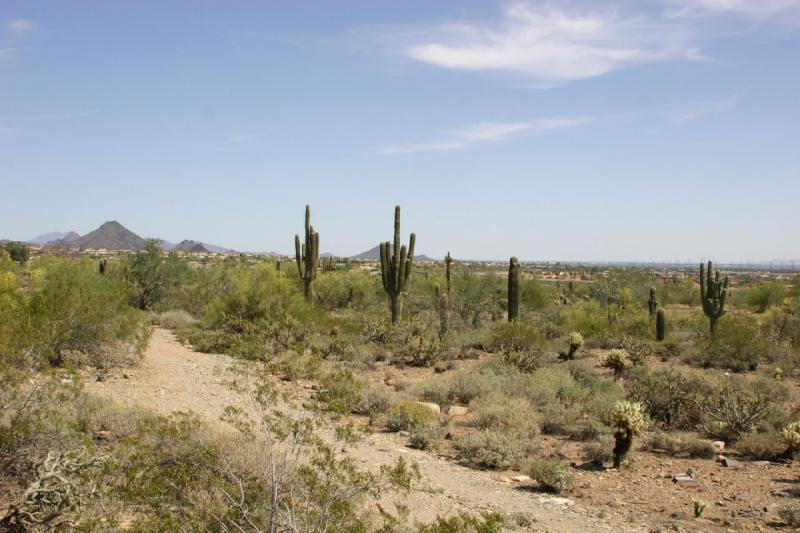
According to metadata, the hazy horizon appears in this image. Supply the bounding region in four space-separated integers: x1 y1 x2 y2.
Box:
2 1 798 262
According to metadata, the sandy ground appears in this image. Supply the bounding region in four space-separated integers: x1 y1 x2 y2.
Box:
84 328 628 532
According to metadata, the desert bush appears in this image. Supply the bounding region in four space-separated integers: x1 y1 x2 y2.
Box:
417 512 504 533
747 281 787 313
620 336 654 365
582 436 614 464
450 271 504 327
503 348 546 373
315 367 367 415
489 321 541 352
700 381 775 442
602 349 633 378
456 429 527 469
409 423 445 451
519 277 555 311
641 432 716 458
762 301 800 350
314 271 377 311
736 430 785 460
687 312 779 372
468 393 539 438
526 459 574 493
386 401 437 432
27 258 151 367
362 316 444 367
3 241 29 263
355 386 395 418
156 309 199 330
558 300 608 342
626 366 709 431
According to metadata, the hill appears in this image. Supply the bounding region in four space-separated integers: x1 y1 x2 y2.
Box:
172 240 209 253
349 245 434 261
29 231 80 245
74 221 146 250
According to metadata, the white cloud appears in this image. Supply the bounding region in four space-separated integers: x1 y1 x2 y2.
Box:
7 19 37 34
667 0 800 16
405 3 698 85
380 117 589 155
210 133 258 152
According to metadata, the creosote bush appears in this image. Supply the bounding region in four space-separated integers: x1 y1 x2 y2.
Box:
526 459 574 493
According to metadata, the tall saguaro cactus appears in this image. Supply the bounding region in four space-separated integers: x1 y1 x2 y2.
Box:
647 287 658 316
656 308 666 341
379 205 415 323
435 284 449 340
445 252 453 295
295 205 319 302
508 257 520 322
700 261 729 335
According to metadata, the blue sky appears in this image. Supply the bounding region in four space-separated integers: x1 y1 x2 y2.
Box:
1 1 798 261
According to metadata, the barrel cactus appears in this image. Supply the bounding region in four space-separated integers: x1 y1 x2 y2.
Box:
611 401 647 468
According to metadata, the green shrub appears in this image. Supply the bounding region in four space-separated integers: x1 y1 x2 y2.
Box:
386 402 437 432
700 381 775 442
355 386 395 418
746 282 787 313
687 312 777 372
456 430 527 469
736 431 785 460
779 505 800 528
641 433 716 459
468 393 539 438
526 459 574 493
409 423 445 451
626 366 709 431
315 367 366 415
156 309 199 330
417 512 504 533
489 321 541 352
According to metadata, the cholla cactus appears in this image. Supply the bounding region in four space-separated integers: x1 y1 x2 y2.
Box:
567 331 583 358
611 400 647 468
603 349 633 378
782 422 800 460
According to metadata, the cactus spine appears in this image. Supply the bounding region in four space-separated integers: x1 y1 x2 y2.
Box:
647 287 658 316
435 284 449 340
445 252 453 295
508 257 520 322
656 307 666 341
294 205 319 302
379 205 415 323
700 261 728 335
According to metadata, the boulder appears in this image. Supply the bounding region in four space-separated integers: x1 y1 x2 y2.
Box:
414 401 441 417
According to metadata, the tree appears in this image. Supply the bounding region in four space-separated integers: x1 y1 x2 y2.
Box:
4 242 29 264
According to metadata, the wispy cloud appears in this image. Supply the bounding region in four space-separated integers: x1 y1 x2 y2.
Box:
380 117 589 155
666 0 800 17
7 19 37 34
210 133 258 152
404 3 699 85
664 93 742 123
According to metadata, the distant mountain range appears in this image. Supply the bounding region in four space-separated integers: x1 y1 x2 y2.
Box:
24 221 234 252
349 244 434 261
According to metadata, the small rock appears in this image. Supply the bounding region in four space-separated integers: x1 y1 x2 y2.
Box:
712 440 725 451
752 461 770 466
122 372 130 379
540 496 574 506
95 375 105 382
722 458 741 468
95 430 112 441
384 378 395 386
673 475 695 484
434 362 447 373
511 475 531 482
774 491 791 497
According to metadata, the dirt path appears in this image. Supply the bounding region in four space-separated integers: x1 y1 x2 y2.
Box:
85 328 635 532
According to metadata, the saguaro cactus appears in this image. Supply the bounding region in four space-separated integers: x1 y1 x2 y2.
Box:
445 252 453 295
295 205 319 302
656 308 666 341
508 257 520 322
700 261 729 335
99 259 108 275
379 205 415 323
647 287 658 316
435 284 449 340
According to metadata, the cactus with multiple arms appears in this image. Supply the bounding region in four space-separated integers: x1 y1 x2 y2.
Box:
295 205 319 302
700 261 729 334
647 287 658 316
656 308 666 341
379 205 415 323
507 257 520 322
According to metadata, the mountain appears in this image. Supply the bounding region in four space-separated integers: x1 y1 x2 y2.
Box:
29 231 79 245
349 245 434 261
74 221 146 250
172 240 209 253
